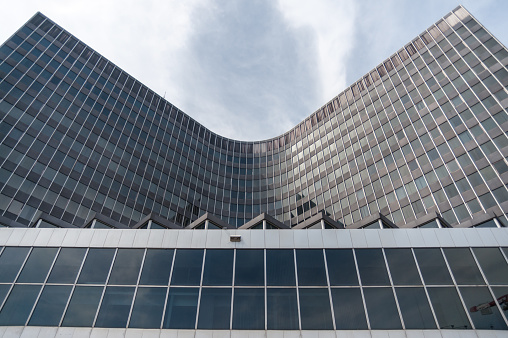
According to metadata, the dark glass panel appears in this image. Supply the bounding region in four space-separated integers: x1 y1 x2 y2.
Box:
427 287 471 329
491 286 508 324
0 247 30 282
266 249 295 286
164 287 199 329
17 247 58 283
129 287 166 328
235 249 264 286
331 288 368 329
202 249 233 286
233 288 264 329
47 248 86 284
444 248 485 285
108 249 144 285
459 287 506 329
95 286 135 328
139 249 173 285
299 288 333 330
62 286 103 327
0 284 41 325
326 249 359 286
385 249 422 285
355 249 390 286
296 249 327 286
171 249 203 286
197 288 231 329
267 288 299 330
363 287 402 329
29 285 72 326
0 284 10 305
77 248 115 284
414 248 453 285
473 248 508 285
395 287 436 329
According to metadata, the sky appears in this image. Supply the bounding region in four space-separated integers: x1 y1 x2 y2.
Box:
1 1 507 141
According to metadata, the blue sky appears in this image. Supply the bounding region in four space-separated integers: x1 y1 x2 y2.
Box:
1 0 507 141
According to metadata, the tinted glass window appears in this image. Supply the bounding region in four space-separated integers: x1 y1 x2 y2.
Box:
267 288 299 330
197 288 231 329
0 247 30 283
296 249 327 286
233 288 264 329
77 248 115 284
444 248 484 285
427 287 471 329
0 284 10 305
164 287 199 329
266 249 295 286
17 247 58 283
29 285 72 326
331 288 368 329
202 249 233 286
171 250 203 286
95 286 135 328
355 249 390 286
0 284 41 325
395 287 436 329
414 249 453 285
129 287 166 328
299 288 333 330
473 248 508 284
326 249 359 286
108 249 144 285
385 248 422 285
139 249 173 285
62 286 103 327
363 287 402 329
459 286 506 329
235 249 264 286
47 248 86 284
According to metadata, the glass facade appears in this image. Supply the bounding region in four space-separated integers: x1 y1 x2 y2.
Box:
0 7 506 232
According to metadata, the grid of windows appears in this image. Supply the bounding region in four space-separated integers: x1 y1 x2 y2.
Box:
0 245 507 330
0 6 507 231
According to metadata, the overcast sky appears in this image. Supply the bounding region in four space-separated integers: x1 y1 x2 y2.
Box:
1 1 507 141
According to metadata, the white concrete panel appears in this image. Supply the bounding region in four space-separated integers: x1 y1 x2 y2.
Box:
307 230 324 248
46 229 67 247
104 230 122 247
387 331 407 338
279 229 295 248
90 230 108 247
405 331 425 338
175 230 193 248
118 230 137 248
0 326 6 338
293 230 309 248
20 228 41 246
440 331 477 338
379 230 396 248
317 331 336 338
407 230 426 247
450 229 470 247
190 230 207 248
20 327 41 338
133 230 151 247
250 230 266 248
365 230 382 247
162 230 179 248
322 229 338 248
266 331 284 338
350 230 368 248
2 327 25 338
235 230 251 248
5 228 28 246
36 327 58 338
464 229 486 247
476 229 499 246
282 331 301 338
474 331 498 338
370 331 390 338
435 229 456 247
0 229 14 246
61 229 84 247
339 331 372 338
105 328 126 338
174 330 195 338
159 329 179 338
336 230 353 248
491 228 508 246
391 230 411 247
264 229 280 248
420 229 440 247
141 330 162 338
123 329 144 338
34 229 57 246
55 326 78 338
205 229 223 248
212 330 231 338
147 230 165 248
195 331 214 338
220 229 238 249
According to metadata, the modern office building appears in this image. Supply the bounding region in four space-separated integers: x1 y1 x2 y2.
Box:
0 5 507 337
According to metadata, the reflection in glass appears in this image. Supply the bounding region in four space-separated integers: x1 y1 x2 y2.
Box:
77 248 115 284
95 286 135 328
164 287 199 329
296 250 327 286
233 288 264 329
355 249 390 286
460 286 506 329
0 284 41 325
266 249 295 286
202 249 233 286
427 287 471 329
171 249 203 286
473 248 508 285
197 288 231 329
444 248 484 285
139 249 173 285
414 249 453 285
299 288 333 330
491 286 508 324
331 288 368 329
0 247 30 282
395 287 436 329
62 286 103 327
363 288 402 329
385 249 421 285
0 284 10 305
129 287 166 328
326 249 359 286
29 285 72 326
235 249 264 286
267 288 299 330
17 247 58 283
47 248 86 283
108 249 144 285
